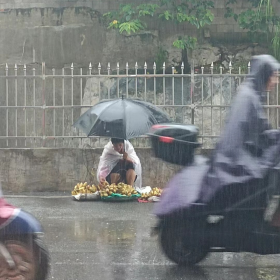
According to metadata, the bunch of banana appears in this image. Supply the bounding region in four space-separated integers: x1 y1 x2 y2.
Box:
71 182 98 195
150 187 163 197
99 180 109 190
141 187 163 200
100 182 138 197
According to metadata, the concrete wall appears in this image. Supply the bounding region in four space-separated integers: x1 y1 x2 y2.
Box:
0 0 275 70
0 148 185 194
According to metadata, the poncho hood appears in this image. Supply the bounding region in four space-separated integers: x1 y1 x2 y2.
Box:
248 54 280 95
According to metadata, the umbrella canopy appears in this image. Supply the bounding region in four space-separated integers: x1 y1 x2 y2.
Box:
73 98 171 139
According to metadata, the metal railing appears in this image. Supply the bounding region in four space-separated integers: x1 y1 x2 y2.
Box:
0 61 279 149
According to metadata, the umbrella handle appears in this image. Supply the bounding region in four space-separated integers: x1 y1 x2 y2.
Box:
122 141 126 160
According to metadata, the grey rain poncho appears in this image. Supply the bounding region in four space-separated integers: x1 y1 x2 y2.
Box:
200 55 280 205
155 55 280 216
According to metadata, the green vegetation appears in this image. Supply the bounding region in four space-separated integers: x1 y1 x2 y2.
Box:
225 0 280 60
103 1 280 63
103 1 215 54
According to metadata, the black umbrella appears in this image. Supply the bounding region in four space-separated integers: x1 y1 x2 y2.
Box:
73 97 171 139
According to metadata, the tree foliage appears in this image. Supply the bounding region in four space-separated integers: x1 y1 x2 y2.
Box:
103 0 215 52
103 0 280 60
225 0 280 59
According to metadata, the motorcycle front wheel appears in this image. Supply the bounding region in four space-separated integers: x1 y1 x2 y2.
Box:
0 235 49 280
160 224 208 266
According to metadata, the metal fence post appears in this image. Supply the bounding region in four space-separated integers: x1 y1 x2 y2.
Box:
42 62 46 147
191 60 195 125
14 64 18 147
5 64 9 147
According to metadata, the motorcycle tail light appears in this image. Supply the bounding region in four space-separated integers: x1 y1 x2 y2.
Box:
151 124 169 130
159 136 174 143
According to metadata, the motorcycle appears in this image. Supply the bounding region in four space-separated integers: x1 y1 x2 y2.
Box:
148 124 280 266
0 195 49 280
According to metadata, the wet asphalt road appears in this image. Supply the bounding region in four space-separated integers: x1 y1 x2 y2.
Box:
4 194 280 280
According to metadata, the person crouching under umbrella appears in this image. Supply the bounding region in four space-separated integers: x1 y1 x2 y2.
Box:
97 138 142 189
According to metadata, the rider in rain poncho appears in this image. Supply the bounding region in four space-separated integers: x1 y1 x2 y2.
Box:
155 54 280 217
200 54 280 209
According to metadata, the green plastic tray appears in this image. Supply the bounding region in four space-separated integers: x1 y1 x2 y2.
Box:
101 193 141 201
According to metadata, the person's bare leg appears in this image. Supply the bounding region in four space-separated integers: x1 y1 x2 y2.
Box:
110 173 121 184
126 169 136 186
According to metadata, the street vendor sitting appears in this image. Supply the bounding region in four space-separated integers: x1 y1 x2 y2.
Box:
97 138 142 189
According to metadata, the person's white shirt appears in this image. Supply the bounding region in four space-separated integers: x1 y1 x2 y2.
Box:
97 140 142 189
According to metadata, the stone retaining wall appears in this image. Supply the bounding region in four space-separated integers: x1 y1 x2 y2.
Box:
0 148 190 193
0 0 274 69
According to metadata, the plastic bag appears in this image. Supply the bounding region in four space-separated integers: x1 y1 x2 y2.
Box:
72 191 100 201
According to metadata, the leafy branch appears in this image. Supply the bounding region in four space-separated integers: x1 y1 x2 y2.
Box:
103 0 215 51
104 4 158 34
173 36 197 50
225 0 280 59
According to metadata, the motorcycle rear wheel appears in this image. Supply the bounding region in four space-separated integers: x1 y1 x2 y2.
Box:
160 225 208 266
0 235 49 280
